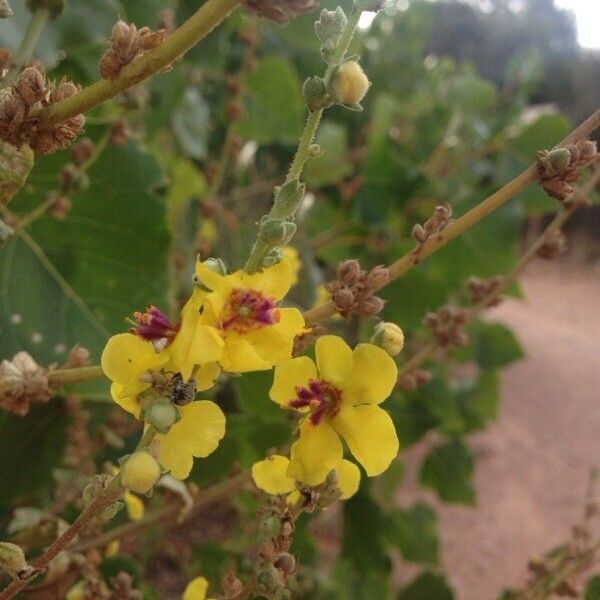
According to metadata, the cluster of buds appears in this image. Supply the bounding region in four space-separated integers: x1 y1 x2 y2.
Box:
467 275 504 308
537 228 567 260
297 468 344 512
0 65 85 153
423 304 470 349
412 203 453 245
241 0 316 24
100 21 166 80
0 351 52 416
324 259 389 319
256 498 297 600
397 369 432 391
536 140 598 204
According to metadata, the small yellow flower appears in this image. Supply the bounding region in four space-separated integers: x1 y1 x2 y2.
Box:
124 491 145 521
282 246 302 287
271 335 399 485
252 454 360 500
171 258 305 374
183 576 216 600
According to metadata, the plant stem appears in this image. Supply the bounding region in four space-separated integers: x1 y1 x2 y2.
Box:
6 8 49 83
36 0 240 127
303 106 600 325
48 365 106 385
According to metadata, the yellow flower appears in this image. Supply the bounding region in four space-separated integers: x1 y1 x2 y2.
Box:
183 576 216 600
172 259 305 374
252 454 360 500
282 246 302 286
314 285 341 320
101 333 226 480
271 335 399 485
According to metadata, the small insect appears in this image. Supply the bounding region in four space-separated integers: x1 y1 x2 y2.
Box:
170 373 197 406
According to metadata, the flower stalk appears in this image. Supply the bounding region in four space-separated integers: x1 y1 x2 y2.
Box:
6 8 49 83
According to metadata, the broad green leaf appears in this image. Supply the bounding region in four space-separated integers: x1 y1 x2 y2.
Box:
454 371 501 433
236 56 304 144
305 121 353 187
398 572 455 600
385 502 440 565
0 399 69 509
420 440 476 505
513 113 571 161
472 321 524 369
0 142 169 365
448 72 497 113
586 575 600 600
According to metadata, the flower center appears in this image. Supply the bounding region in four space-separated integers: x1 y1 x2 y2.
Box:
289 379 342 425
220 288 280 334
129 306 179 347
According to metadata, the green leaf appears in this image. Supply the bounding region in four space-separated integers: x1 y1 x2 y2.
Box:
0 142 170 365
586 575 600 600
473 321 524 369
513 113 571 161
398 572 455 600
420 440 476 505
236 56 304 144
454 371 501 433
305 121 353 187
235 369 280 417
0 399 69 509
385 502 440 565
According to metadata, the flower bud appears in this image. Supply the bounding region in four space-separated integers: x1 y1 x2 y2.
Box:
120 451 161 494
314 7 347 44
144 400 179 434
202 257 227 276
547 147 572 173
412 223 427 243
332 288 354 311
259 219 297 245
329 61 370 106
366 265 389 289
302 76 330 111
274 552 296 576
337 259 361 284
0 542 36 580
0 0 13 18
262 247 283 268
371 322 404 356
359 295 385 316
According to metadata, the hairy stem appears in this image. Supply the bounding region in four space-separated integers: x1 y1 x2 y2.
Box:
7 8 49 83
48 365 106 385
303 106 600 325
36 0 240 126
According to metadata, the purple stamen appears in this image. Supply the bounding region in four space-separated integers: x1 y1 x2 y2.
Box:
130 305 179 342
289 379 342 425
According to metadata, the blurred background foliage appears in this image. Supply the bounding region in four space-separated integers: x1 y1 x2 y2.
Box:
0 0 598 597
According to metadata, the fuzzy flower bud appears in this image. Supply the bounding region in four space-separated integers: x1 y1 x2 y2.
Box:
0 351 51 416
120 451 161 494
371 322 404 356
259 219 297 245
0 542 36 580
143 400 179 434
329 61 370 106
302 76 330 111
337 259 362 285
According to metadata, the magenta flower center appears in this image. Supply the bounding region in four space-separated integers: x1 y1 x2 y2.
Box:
220 287 280 334
130 305 179 342
289 379 342 425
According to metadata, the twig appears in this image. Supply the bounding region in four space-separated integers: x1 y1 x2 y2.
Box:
6 8 49 83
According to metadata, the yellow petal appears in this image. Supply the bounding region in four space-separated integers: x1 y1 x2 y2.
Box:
315 335 353 385
110 382 142 418
282 246 301 286
124 491 145 521
189 324 225 364
194 362 220 391
336 460 361 499
270 356 318 406
343 343 398 406
252 455 296 495
244 308 305 366
288 421 343 486
219 335 272 372
157 401 226 480
183 576 208 600
104 540 120 557
233 259 292 300
333 404 399 476
195 261 231 296
101 333 169 384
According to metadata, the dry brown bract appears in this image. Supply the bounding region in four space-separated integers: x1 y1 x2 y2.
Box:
100 21 166 80
241 0 316 23
0 66 85 154
536 140 598 204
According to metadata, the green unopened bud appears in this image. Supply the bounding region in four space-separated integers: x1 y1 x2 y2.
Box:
144 400 179 434
259 219 297 246
257 564 285 594
261 514 282 538
371 322 405 356
262 247 283 268
308 144 322 157
271 179 305 219
329 61 370 107
547 147 572 172
26 0 65 19
315 7 347 44
0 0 13 18
0 542 36 580
121 451 161 494
202 257 227 276
302 76 331 111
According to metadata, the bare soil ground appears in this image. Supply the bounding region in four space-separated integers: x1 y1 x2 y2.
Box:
397 227 600 599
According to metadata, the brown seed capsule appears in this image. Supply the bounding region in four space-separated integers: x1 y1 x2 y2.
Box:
359 295 385 316
332 288 355 311
337 259 362 285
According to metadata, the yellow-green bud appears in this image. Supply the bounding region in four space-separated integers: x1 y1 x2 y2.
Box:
202 257 227 276
120 451 161 494
144 400 179 434
302 76 330 111
371 322 405 356
0 542 36 580
329 61 370 106
259 219 297 245
547 147 572 172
